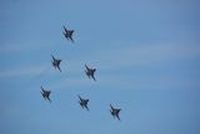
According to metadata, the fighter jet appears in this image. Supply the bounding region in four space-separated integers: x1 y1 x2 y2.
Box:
78 95 89 111
85 64 96 81
51 55 62 72
40 86 52 103
110 104 121 121
63 25 74 42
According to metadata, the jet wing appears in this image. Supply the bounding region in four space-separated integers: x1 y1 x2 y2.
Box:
85 64 90 71
47 97 52 103
51 55 56 61
78 95 83 101
40 91 45 98
85 104 89 111
69 36 74 43
91 74 96 81
41 86 46 93
57 65 62 72
110 104 114 111
63 26 68 33
116 114 121 121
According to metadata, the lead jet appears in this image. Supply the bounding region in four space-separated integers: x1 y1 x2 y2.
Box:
110 104 121 121
78 95 89 111
40 86 52 103
85 64 96 81
51 55 62 72
63 25 74 43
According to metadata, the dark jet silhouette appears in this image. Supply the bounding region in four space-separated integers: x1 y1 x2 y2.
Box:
85 64 96 81
40 86 52 103
110 104 121 121
63 25 74 42
51 55 62 72
78 95 89 111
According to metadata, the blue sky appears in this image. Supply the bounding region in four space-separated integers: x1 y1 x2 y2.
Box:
0 0 199 134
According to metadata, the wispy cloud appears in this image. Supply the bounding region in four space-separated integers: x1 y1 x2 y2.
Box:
0 41 54 54
1 42 199 91
43 66 200 91
39 42 200 90
74 42 200 71
0 65 49 78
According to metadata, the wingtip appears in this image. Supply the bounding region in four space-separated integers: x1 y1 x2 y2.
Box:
51 55 55 59
48 99 52 103
77 95 81 99
110 104 112 108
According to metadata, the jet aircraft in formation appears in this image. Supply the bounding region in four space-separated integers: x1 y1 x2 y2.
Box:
40 86 52 103
51 55 62 72
110 104 121 120
78 95 90 111
38 23 123 122
85 64 96 81
63 25 74 43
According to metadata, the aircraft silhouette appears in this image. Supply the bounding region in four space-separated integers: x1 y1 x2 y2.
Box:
51 55 62 72
78 95 89 111
85 64 96 81
40 86 52 103
110 104 121 121
63 25 74 42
